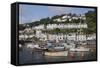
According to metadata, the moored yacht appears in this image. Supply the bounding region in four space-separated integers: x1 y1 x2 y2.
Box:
70 47 90 52
44 42 68 56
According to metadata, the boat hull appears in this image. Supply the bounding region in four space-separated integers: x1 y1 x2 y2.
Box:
44 51 68 56
70 48 90 52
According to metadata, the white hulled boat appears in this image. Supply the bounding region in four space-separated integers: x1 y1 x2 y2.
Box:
44 42 68 56
45 51 68 56
70 47 90 52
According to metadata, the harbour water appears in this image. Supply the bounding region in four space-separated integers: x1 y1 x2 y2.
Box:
19 45 96 64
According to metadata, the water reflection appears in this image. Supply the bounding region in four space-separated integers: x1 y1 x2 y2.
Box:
19 46 96 64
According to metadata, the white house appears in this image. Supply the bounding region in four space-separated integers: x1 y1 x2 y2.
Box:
62 15 68 19
53 14 86 22
35 30 88 42
53 18 64 22
33 24 44 30
32 23 87 30
47 23 87 29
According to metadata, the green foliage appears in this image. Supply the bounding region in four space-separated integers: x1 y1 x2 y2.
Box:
19 24 25 30
85 10 96 34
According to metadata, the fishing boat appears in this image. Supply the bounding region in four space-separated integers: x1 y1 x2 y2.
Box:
26 43 41 49
44 42 68 56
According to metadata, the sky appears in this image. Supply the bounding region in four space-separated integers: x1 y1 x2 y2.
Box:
19 4 95 24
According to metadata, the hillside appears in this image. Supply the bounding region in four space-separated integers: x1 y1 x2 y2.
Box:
19 10 96 34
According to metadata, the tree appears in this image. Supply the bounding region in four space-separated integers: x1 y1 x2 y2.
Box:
19 24 25 30
54 28 60 34
85 10 96 34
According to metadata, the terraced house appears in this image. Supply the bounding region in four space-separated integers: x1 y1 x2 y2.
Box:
19 14 96 42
